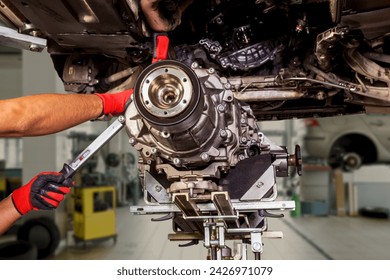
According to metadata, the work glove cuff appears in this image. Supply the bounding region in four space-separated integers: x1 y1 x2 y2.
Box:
95 89 134 116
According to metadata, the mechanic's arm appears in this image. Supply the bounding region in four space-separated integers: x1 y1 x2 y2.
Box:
0 89 133 137
0 196 21 235
0 171 73 235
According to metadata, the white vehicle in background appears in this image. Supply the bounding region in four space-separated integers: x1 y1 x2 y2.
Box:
303 114 390 171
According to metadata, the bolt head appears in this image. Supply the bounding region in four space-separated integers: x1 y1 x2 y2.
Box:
220 130 228 138
200 153 210 162
252 242 262 251
217 104 225 112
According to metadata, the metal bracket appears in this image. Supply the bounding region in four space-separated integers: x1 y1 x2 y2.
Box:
0 26 46 52
204 221 226 260
241 165 276 201
250 231 263 254
144 171 171 203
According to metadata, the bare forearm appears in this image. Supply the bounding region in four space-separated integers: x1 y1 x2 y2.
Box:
0 196 21 235
0 93 103 137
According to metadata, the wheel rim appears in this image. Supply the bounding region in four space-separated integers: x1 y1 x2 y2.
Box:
342 152 362 171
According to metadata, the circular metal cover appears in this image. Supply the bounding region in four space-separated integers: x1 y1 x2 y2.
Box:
134 60 201 128
140 65 193 118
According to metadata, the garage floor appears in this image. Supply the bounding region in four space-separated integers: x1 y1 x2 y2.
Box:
40 204 390 260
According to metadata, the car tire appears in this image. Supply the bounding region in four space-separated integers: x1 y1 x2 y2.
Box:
0 240 38 260
17 218 60 259
328 134 377 172
328 145 345 169
359 207 389 219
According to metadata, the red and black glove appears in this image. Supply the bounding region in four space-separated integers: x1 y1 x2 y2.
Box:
11 172 73 215
95 88 134 116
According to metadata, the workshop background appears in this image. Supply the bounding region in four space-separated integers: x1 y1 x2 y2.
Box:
1 46 390 260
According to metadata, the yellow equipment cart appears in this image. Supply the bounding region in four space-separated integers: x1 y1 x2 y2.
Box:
72 185 117 246
0 173 6 199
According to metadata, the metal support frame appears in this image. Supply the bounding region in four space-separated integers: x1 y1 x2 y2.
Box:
0 26 46 52
131 197 293 259
130 200 295 214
